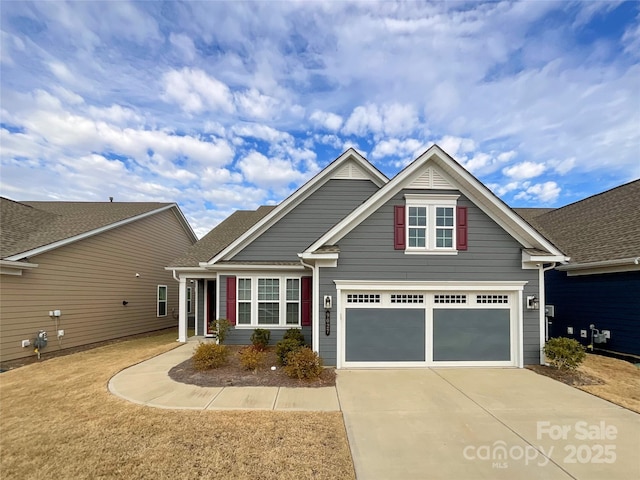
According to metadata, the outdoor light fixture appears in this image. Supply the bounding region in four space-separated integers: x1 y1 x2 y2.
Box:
526 295 539 310
122 300 129 306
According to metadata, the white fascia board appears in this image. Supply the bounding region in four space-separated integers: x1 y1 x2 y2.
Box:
0 260 39 275
557 257 640 276
207 149 388 265
299 252 339 261
333 280 527 291
198 262 306 271
5 204 177 261
305 145 565 257
522 251 569 264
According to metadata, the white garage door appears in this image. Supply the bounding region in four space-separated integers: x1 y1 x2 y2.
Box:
338 285 522 368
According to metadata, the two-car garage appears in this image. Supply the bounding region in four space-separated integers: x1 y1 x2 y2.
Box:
336 282 525 368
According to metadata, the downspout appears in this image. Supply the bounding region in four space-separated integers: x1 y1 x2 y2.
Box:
539 262 557 364
172 269 179 282
299 257 319 354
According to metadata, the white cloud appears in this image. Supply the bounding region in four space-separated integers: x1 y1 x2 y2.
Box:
162 68 235 114
169 33 197 62
437 136 476 158
343 103 418 137
514 181 561 203
234 88 280 120
502 161 546 180
237 150 310 190
310 110 343 131
371 138 425 160
231 123 293 143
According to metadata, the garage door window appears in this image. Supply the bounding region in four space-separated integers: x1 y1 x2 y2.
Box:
347 294 381 303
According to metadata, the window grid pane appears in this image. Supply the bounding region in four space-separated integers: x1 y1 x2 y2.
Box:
238 278 251 301
158 286 167 301
258 278 279 301
258 303 279 324
436 207 454 227
436 229 453 248
408 206 427 226
286 303 299 325
409 228 426 247
238 303 251 324
286 279 299 301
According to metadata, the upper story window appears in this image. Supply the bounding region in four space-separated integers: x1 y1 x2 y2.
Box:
403 194 459 253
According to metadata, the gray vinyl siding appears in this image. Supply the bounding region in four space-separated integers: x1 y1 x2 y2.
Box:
218 274 312 346
0 209 195 363
318 189 540 366
232 179 379 262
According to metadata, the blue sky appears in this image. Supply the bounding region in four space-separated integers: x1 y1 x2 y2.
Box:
1 1 638 237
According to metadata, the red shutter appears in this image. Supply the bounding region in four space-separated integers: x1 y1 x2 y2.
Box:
394 205 406 250
226 276 236 325
456 206 468 251
301 276 312 327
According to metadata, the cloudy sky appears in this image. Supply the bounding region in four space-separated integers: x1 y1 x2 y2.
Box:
1 1 638 237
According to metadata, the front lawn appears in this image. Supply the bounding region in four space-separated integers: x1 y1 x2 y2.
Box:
0 329 355 479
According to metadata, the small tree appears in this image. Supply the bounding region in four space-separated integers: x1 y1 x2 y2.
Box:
250 329 271 350
214 318 231 344
543 337 586 371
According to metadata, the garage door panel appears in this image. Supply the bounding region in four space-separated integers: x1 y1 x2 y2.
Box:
433 309 510 362
345 308 425 362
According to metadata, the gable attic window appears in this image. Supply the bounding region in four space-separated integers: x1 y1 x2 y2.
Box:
396 194 466 253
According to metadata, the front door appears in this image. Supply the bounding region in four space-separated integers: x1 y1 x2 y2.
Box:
206 280 217 336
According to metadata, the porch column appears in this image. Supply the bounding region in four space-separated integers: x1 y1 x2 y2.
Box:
178 275 187 342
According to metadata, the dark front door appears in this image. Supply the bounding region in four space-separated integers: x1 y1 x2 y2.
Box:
206 280 217 336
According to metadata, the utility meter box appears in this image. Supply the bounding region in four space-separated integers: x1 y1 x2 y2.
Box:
545 305 555 317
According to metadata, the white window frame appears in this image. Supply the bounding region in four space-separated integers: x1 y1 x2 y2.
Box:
236 275 303 328
404 194 459 254
157 285 167 317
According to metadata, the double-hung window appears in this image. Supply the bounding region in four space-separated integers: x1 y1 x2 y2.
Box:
236 276 301 327
157 285 167 317
405 194 459 253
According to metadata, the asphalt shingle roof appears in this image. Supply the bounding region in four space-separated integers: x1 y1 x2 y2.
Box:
168 206 276 267
515 180 640 264
1 198 173 259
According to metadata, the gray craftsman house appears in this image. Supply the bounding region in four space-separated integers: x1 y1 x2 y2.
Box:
168 145 566 368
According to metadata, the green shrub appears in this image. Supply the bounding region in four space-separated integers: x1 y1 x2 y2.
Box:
250 329 271 351
276 337 304 366
208 318 231 344
283 328 305 344
284 347 323 380
192 342 229 370
543 337 586 370
238 346 266 372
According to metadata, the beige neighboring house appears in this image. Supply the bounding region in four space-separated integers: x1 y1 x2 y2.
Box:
0 197 197 363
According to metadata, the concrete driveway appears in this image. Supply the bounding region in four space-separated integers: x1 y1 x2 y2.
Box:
336 368 640 480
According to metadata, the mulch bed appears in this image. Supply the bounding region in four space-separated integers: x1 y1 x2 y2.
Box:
169 345 336 388
526 364 604 386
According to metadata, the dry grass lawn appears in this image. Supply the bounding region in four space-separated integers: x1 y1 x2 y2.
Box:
577 354 640 414
0 330 355 479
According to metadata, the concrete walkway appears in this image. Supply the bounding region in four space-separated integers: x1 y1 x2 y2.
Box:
108 343 340 411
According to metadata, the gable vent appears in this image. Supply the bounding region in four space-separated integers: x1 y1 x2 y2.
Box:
408 167 454 190
333 161 370 180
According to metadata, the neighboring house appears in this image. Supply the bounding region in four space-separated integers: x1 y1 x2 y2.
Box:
168 146 566 368
516 180 640 357
0 198 197 363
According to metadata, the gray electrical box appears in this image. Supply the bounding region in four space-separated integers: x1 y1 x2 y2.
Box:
545 305 555 317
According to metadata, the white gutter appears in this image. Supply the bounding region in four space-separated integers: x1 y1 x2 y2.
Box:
557 256 640 271
298 255 319 354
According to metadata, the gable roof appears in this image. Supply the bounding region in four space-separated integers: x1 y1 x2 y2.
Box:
1 197 196 261
168 206 275 267
304 144 566 260
516 180 640 267
205 148 388 265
